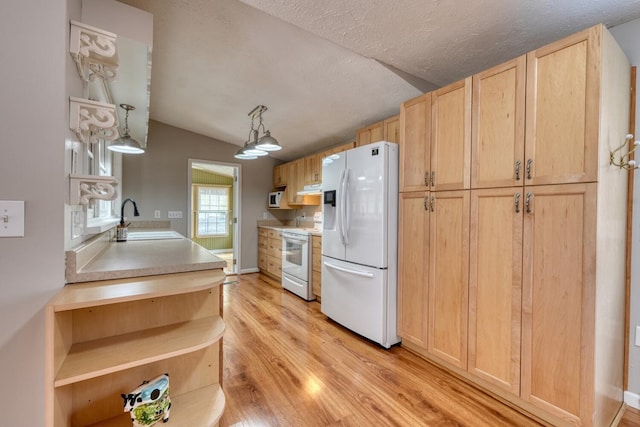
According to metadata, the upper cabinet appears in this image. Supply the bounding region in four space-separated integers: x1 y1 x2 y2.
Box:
355 115 400 147
431 77 472 191
273 163 288 188
471 56 526 189
400 94 431 192
304 153 322 185
524 28 600 185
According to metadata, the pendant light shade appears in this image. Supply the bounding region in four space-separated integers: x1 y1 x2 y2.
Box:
236 105 281 159
108 104 145 154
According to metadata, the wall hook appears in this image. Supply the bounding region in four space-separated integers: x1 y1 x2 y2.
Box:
610 134 640 170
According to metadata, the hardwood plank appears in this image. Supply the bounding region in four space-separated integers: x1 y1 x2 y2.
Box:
220 273 541 426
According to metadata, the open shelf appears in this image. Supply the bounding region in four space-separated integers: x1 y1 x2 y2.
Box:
88 384 225 427
55 316 225 387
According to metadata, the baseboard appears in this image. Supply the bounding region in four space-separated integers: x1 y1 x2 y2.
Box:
625 390 640 410
239 268 259 274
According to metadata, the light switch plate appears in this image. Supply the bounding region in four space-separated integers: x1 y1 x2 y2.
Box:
0 200 25 237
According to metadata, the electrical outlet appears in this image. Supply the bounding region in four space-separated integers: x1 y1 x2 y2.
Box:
168 211 183 219
154 210 161 219
636 326 640 347
262 211 268 219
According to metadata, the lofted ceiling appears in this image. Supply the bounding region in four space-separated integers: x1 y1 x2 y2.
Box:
117 0 640 161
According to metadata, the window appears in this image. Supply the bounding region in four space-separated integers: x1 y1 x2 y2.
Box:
193 185 231 237
87 139 115 221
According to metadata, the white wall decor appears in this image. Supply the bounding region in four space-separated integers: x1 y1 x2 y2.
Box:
69 20 118 81
69 97 119 144
69 174 118 205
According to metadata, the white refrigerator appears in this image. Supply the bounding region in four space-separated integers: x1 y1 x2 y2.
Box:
321 141 400 348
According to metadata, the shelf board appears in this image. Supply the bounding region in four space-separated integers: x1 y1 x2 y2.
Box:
52 269 225 311
55 316 225 387
88 384 225 427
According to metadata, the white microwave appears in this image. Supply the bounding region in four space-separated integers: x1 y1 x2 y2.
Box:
268 191 284 208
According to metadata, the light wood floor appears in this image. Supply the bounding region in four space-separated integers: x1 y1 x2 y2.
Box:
220 273 640 426
222 273 546 426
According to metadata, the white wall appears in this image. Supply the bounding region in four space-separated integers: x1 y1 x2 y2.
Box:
611 17 640 406
0 0 71 425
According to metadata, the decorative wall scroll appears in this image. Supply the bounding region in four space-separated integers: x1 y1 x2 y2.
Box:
69 174 118 206
69 20 119 82
69 97 120 144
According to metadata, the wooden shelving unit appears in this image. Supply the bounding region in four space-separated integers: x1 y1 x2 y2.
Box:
46 269 226 427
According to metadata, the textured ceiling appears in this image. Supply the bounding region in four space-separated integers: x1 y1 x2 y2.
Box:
117 0 640 161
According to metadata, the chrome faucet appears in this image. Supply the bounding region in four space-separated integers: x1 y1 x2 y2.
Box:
120 198 140 225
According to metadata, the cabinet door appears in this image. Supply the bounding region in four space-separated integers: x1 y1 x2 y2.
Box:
304 154 321 185
472 56 525 189
431 77 471 191
273 163 287 188
286 159 303 205
384 115 400 143
525 27 599 185
356 128 371 147
400 93 431 192
521 183 596 423
469 188 522 394
428 190 470 369
398 191 429 348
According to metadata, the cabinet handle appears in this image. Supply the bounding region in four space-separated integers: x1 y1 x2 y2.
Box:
515 160 521 181
424 195 429 211
430 196 435 212
525 192 532 213
424 171 430 187
526 159 533 180
514 192 521 213
431 171 435 187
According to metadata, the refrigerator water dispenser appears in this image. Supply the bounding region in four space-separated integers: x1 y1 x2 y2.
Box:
323 190 336 230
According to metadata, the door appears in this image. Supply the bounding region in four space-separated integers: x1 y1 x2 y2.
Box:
472 56 526 189
398 191 429 348
469 187 523 394
525 27 599 185
431 77 472 191
400 93 431 192
428 190 470 369
322 150 346 260
521 183 596 423
345 142 396 268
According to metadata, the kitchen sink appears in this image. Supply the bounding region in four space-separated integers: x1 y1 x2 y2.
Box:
126 230 183 240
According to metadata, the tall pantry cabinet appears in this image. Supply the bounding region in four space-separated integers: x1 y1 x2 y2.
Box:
397 24 630 427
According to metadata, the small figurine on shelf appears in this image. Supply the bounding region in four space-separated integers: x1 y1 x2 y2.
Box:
121 373 172 426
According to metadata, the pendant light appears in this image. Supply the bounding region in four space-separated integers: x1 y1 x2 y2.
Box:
107 104 145 154
234 105 281 159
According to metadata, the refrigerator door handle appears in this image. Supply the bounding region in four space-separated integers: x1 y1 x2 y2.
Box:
342 168 351 245
338 169 346 245
323 261 374 278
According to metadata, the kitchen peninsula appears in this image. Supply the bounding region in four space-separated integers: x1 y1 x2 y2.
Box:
46 226 226 426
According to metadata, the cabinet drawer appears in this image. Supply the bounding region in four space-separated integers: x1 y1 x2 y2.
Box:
267 260 282 278
258 237 268 251
268 245 282 259
258 251 268 270
259 228 269 237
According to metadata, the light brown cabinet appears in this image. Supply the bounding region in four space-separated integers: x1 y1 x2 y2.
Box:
266 229 283 280
384 115 400 143
304 153 322 185
398 24 630 427
431 77 472 191
427 190 470 370
355 120 384 147
468 187 522 394
397 191 429 348
46 269 226 426
356 115 400 147
471 56 526 189
312 235 322 298
273 163 288 188
399 94 431 192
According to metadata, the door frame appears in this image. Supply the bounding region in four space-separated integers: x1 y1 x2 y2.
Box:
187 158 241 274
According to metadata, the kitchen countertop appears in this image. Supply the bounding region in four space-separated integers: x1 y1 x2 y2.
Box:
65 229 226 284
258 224 322 236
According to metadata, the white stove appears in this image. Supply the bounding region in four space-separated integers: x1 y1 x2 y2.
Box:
281 228 315 301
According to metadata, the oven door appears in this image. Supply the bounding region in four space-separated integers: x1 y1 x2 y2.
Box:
282 233 309 281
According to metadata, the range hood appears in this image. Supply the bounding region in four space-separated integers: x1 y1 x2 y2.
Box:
297 183 322 195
